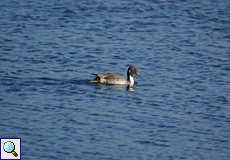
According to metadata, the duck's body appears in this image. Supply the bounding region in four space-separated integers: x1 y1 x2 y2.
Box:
89 66 141 85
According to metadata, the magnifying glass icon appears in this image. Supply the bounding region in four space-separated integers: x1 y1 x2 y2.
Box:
3 141 18 157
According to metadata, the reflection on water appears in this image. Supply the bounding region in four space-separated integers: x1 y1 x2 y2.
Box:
93 83 135 91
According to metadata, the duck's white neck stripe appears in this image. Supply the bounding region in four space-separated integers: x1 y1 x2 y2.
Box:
129 75 134 85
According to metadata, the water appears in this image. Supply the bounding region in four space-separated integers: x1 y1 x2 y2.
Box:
0 0 230 159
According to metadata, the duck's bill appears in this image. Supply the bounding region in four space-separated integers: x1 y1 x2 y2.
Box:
136 73 142 77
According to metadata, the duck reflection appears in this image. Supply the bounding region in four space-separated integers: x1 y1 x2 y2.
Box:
94 83 134 91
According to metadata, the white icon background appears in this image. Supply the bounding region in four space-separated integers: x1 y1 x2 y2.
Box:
1 139 21 159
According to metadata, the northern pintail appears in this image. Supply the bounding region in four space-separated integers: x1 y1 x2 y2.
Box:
89 66 141 85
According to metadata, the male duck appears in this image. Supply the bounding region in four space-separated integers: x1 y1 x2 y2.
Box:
89 66 141 85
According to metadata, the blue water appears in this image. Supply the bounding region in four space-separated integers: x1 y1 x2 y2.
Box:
1 0 230 159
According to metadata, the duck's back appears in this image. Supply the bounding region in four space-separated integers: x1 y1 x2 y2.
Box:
91 73 128 84
106 74 128 84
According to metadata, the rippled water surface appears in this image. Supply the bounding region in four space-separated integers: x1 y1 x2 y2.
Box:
1 0 230 159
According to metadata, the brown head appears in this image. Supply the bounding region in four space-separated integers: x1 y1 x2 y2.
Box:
127 66 142 77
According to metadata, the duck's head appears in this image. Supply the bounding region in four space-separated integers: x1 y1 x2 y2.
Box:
128 66 142 77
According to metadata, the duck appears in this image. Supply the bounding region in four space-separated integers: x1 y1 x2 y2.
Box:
89 66 141 85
